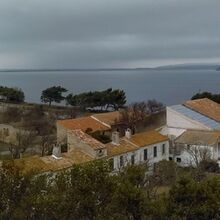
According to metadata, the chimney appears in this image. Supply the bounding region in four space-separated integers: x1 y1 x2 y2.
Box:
125 128 132 139
112 131 120 145
52 144 62 159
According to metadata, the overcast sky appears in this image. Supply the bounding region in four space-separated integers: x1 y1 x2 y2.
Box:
1 0 220 68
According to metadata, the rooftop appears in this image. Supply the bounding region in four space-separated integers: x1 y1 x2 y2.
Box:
129 130 169 147
106 130 168 157
184 98 220 123
69 129 106 150
57 116 110 132
8 148 93 173
169 104 220 130
106 139 139 157
9 128 168 173
91 111 121 126
175 130 220 146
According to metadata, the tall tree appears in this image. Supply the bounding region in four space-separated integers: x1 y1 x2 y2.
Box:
41 86 67 106
191 91 220 103
66 88 126 111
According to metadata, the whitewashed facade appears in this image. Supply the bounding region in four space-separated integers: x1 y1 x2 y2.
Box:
165 106 212 138
112 140 169 170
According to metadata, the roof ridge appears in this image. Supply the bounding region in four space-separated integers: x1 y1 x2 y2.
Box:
90 115 111 128
122 137 139 148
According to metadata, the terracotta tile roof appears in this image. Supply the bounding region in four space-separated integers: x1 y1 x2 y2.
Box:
175 130 220 146
129 130 169 147
92 111 121 126
69 129 106 150
9 149 93 174
57 116 110 132
106 139 139 157
106 130 168 157
184 98 220 123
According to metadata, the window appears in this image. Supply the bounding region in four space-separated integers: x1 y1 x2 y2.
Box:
169 157 173 161
131 154 135 165
154 146 157 157
162 144 165 155
120 156 124 167
176 157 181 163
144 149 148 161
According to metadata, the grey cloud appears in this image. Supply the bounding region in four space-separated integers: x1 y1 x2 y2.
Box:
0 0 220 68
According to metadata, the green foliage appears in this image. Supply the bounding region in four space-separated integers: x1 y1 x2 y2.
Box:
66 88 126 111
154 160 177 185
1 161 220 219
0 86 25 103
167 176 220 220
199 160 219 173
191 91 220 103
41 86 68 105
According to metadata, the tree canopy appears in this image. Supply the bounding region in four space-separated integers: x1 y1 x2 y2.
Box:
116 100 165 134
66 88 126 111
1 160 220 219
191 91 220 103
0 86 24 103
41 86 68 105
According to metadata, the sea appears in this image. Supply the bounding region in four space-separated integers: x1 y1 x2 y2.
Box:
0 69 219 106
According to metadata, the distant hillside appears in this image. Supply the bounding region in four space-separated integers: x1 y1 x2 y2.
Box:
0 64 220 72
156 63 220 70
0 68 153 72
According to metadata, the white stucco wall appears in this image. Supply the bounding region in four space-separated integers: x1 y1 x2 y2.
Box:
173 144 217 167
166 107 212 135
159 126 186 139
112 140 169 170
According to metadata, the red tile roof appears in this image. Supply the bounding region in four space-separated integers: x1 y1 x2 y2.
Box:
70 129 106 150
57 116 110 132
106 130 168 157
92 111 121 126
129 130 169 147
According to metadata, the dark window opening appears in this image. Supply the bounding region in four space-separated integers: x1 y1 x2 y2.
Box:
131 154 135 165
162 144 165 155
154 146 157 157
176 157 181 163
144 149 148 161
120 156 124 167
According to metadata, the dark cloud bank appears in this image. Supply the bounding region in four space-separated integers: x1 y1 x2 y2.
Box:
1 0 220 68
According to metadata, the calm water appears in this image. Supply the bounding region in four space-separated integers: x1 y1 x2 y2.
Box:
0 69 219 105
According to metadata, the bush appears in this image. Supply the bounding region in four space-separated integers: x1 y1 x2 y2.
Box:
0 86 25 103
200 160 219 172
